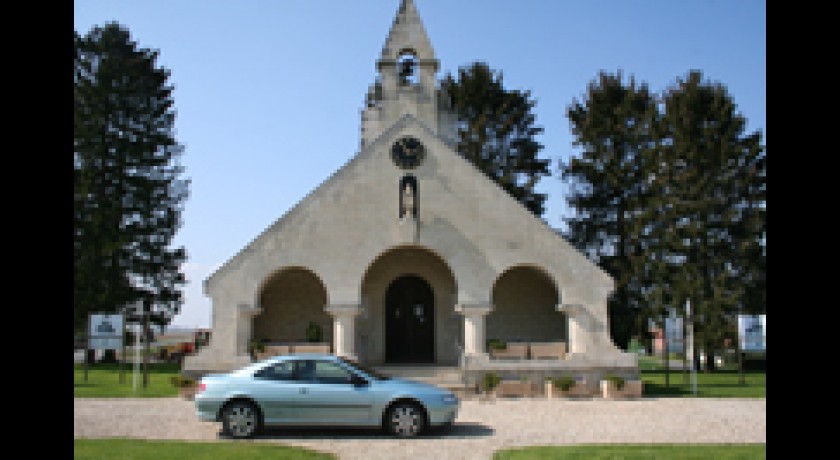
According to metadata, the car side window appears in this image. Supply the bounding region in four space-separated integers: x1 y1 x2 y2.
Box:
254 361 296 381
312 360 354 385
296 360 316 382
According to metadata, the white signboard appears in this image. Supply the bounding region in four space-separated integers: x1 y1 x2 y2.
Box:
88 314 124 350
665 316 684 354
738 314 766 352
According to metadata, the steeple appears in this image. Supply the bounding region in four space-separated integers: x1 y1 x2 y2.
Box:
380 0 436 63
361 0 457 148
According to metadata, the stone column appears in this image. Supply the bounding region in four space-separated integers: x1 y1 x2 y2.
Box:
557 304 590 355
238 303 262 355
455 303 493 356
326 304 363 360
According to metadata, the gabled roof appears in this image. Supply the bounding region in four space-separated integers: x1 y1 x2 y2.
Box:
204 114 438 288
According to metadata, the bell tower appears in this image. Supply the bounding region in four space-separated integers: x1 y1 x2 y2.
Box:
361 0 458 148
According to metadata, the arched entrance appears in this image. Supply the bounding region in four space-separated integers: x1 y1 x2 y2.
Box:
359 246 458 365
253 267 331 345
385 275 435 363
487 265 565 344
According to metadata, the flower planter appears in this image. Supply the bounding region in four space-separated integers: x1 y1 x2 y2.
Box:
494 380 533 398
600 379 642 398
600 379 622 399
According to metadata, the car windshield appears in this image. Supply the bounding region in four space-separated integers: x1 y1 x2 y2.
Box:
339 357 391 381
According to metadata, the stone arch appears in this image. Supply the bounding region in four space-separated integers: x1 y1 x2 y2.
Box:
252 267 332 345
487 265 566 344
359 245 459 365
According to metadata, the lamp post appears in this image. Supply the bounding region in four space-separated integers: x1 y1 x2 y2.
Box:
737 307 745 385
685 298 697 395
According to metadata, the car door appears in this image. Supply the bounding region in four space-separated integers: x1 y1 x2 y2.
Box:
294 359 373 424
249 360 306 423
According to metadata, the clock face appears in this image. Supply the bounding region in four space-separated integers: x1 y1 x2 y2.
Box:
391 136 426 169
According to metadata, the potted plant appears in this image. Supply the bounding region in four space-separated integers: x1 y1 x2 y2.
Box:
487 338 507 359
547 375 576 398
249 338 265 360
487 338 506 351
170 375 197 400
481 372 501 400
306 322 323 343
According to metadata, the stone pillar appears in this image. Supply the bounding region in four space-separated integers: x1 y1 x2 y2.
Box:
326 304 363 360
238 303 262 355
455 303 493 356
558 304 590 355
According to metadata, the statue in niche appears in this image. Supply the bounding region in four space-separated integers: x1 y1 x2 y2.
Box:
400 178 417 220
402 183 415 218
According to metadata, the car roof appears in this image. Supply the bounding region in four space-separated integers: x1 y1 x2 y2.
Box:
270 353 339 361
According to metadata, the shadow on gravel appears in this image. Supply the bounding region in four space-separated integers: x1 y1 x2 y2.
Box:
219 422 494 440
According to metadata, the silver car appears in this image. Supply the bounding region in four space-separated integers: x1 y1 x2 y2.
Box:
194 354 459 438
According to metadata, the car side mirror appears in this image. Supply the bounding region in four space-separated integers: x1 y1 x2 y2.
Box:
351 374 369 387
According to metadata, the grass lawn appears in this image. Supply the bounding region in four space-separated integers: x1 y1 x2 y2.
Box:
74 362 181 398
494 444 766 459
637 357 766 398
74 439 334 459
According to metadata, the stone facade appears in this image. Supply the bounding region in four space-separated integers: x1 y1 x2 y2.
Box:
184 0 637 376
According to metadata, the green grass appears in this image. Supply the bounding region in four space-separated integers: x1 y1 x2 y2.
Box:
638 357 765 398
74 362 182 398
494 444 766 459
74 358 764 399
74 439 334 459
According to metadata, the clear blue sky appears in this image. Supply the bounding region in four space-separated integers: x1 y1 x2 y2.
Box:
74 0 766 329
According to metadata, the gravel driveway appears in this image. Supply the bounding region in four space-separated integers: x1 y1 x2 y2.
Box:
74 397 766 459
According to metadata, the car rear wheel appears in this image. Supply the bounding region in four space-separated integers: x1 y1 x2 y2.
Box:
221 400 261 439
386 402 425 437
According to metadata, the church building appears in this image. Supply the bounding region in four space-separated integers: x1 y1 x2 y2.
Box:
185 0 637 387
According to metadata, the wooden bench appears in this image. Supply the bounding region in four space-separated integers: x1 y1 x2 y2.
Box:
528 341 567 360
489 342 528 360
291 343 331 354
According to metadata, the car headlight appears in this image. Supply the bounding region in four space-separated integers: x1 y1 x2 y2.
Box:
441 393 458 404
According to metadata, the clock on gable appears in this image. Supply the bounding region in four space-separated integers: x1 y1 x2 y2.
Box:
390 136 426 169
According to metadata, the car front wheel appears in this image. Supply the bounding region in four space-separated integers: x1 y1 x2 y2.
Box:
221 400 261 439
386 402 426 437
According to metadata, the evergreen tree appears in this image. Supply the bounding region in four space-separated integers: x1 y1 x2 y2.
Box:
74 23 188 334
442 62 551 216
561 71 659 348
563 70 765 362
659 70 765 371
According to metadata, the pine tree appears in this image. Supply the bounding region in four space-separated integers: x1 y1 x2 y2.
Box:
442 62 551 216
74 23 189 334
659 70 765 371
562 71 659 348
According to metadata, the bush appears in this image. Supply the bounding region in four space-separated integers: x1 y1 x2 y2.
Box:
249 338 265 353
306 322 323 342
552 375 576 391
482 372 501 392
487 338 506 351
604 373 625 390
170 375 196 388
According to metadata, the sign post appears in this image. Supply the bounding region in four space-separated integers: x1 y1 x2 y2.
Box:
88 313 124 384
737 314 766 386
